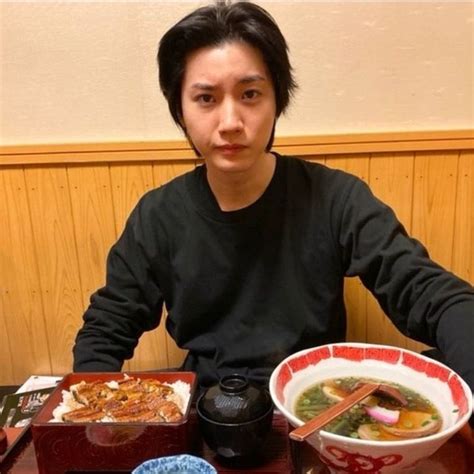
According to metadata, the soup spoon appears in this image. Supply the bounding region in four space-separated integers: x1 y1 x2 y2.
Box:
289 383 382 442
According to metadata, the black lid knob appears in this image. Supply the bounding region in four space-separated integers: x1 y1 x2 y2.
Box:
219 374 249 394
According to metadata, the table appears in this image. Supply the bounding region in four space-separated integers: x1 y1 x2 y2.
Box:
2 414 473 473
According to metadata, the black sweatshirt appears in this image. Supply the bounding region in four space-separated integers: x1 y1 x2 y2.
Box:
73 154 474 392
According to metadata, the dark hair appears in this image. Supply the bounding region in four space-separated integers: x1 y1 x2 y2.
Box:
157 0 297 148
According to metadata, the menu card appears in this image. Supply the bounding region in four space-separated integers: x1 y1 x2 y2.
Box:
0 375 62 428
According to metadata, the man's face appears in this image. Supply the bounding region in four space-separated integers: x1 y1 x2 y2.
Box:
180 41 277 176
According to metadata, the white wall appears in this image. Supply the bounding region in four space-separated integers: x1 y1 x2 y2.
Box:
0 1 473 145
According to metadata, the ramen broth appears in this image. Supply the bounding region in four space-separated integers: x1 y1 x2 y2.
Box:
294 377 442 440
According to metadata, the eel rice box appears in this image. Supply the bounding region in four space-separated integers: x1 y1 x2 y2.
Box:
31 372 197 474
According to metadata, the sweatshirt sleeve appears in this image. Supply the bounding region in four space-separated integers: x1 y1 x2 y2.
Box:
73 198 164 372
337 177 474 392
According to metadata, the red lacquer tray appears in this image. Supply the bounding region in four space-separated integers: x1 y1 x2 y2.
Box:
3 411 296 473
30 372 198 474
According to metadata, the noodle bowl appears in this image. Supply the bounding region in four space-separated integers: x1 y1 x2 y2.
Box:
269 343 472 474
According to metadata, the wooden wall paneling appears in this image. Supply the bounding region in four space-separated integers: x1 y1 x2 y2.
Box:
412 152 459 268
0 168 52 384
0 135 472 385
109 163 155 236
324 154 370 343
0 297 14 384
366 153 415 349
408 151 459 353
24 166 85 376
452 151 473 283
67 164 118 313
0 169 25 384
109 163 168 371
152 161 197 369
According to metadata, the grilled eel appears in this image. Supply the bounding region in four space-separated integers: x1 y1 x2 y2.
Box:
62 377 183 423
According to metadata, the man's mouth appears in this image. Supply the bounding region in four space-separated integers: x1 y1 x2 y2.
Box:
215 144 246 154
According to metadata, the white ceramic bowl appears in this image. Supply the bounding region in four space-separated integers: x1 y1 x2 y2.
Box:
269 343 472 474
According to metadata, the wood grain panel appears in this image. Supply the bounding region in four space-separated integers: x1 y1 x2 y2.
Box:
325 155 370 343
408 152 459 353
24 167 84 376
109 163 168 371
67 165 118 309
412 152 459 269
366 153 414 349
0 298 14 384
109 164 155 235
0 169 51 384
452 151 473 283
0 135 471 385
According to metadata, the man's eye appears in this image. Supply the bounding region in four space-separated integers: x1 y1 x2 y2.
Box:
196 94 214 104
243 89 261 100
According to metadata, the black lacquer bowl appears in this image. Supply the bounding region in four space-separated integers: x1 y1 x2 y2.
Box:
196 374 274 460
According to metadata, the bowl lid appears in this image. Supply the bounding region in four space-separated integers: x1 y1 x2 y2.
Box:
198 374 272 423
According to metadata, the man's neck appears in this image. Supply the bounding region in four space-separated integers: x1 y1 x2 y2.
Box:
206 153 276 212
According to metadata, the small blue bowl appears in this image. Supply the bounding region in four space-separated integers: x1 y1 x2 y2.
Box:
132 454 216 474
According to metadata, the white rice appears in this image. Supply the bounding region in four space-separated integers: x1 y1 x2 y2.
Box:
51 389 84 422
164 380 191 413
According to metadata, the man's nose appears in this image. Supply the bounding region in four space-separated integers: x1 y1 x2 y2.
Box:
218 99 243 134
